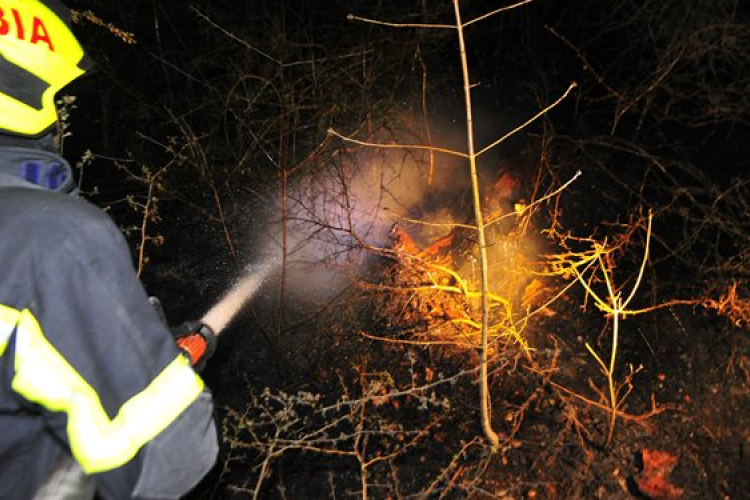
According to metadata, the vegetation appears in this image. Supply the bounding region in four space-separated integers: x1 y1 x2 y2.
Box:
67 0 750 497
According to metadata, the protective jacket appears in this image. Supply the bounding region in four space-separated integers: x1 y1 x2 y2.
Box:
0 145 218 499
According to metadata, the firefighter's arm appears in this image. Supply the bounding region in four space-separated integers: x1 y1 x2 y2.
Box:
24 201 218 498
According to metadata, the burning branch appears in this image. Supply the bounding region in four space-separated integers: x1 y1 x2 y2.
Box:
364 246 528 352
703 282 750 328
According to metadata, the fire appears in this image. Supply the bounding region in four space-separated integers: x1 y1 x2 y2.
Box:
369 183 549 354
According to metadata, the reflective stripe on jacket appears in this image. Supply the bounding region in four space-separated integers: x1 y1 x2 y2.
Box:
0 305 204 473
0 147 217 499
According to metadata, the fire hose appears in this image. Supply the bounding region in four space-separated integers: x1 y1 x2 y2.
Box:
149 297 218 372
170 321 217 372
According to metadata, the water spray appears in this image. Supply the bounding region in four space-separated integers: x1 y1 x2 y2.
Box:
169 259 277 371
201 259 277 334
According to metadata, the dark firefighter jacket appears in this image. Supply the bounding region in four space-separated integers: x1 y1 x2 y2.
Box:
0 145 218 499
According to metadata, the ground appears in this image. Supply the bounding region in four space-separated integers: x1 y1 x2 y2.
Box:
182 251 749 499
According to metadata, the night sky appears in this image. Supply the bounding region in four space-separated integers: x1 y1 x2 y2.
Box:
66 0 749 174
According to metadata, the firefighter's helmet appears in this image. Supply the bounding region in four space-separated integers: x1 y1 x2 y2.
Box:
0 0 91 137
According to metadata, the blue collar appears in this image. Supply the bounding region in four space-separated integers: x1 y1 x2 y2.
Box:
0 146 77 195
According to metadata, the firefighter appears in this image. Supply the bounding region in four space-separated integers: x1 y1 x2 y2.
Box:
0 1 218 498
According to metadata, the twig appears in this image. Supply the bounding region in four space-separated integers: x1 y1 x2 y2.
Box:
327 128 468 158
486 169 582 228
476 82 577 158
346 13 454 30
462 0 538 28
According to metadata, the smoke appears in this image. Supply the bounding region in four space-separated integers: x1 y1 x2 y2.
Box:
272 144 461 303
243 108 534 312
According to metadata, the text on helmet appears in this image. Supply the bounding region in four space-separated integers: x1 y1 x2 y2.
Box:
0 6 54 52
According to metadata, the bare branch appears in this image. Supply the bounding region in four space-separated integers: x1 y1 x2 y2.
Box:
347 13 455 30
327 128 469 158
476 81 577 158
462 0 538 28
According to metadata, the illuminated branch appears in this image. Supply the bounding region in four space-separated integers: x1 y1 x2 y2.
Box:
549 213 655 445
486 169 582 228
346 13 455 30
462 0 539 27
451 0 500 450
327 128 469 158
476 82 577 158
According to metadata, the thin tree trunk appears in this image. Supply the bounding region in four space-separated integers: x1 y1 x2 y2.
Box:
452 0 500 450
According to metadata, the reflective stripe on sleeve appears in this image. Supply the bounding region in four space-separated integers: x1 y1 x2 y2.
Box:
7 307 205 474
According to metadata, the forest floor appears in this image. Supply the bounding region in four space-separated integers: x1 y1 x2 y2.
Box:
186 272 749 499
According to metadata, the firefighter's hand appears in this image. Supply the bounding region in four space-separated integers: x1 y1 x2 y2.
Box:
170 321 217 372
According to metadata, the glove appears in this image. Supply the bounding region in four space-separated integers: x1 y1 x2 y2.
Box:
170 321 217 372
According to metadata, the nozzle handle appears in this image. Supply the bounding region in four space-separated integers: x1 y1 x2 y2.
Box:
171 322 217 372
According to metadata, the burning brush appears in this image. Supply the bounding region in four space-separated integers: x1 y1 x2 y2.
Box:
366 223 535 353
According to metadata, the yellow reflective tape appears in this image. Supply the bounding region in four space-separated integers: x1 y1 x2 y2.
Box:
0 304 21 356
9 308 205 474
0 92 59 136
